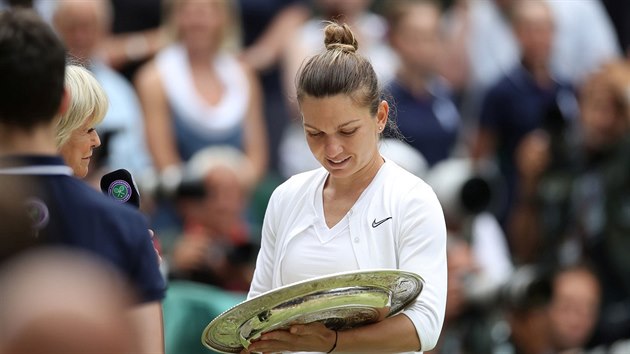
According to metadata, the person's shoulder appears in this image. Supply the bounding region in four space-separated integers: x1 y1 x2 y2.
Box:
42 177 150 252
382 161 435 196
133 55 162 90
271 168 324 199
382 163 443 219
58 177 147 227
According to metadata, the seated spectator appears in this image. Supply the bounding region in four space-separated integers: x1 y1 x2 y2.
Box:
167 146 256 292
134 0 268 234
160 147 254 354
384 0 460 167
135 0 268 191
52 0 152 179
548 265 601 354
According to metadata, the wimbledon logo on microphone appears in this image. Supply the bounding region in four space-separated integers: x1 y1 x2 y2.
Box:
108 179 132 203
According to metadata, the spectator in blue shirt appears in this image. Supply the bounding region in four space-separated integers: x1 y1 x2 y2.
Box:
385 0 460 167
472 0 577 225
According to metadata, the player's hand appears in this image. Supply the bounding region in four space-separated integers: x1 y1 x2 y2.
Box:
243 322 336 354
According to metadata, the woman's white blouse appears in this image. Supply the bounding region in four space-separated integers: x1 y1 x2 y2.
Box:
248 160 447 353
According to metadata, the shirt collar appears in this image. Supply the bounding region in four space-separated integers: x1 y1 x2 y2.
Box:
0 155 73 175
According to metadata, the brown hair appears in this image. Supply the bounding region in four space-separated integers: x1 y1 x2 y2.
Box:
296 22 381 116
0 9 66 129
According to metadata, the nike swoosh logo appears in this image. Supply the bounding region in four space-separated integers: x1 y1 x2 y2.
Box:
372 217 392 228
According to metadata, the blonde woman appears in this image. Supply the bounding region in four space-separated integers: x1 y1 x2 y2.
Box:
57 65 165 352
54 65 106 178
135 0 268 190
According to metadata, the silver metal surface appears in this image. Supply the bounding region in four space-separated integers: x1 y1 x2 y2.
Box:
201 269 424 353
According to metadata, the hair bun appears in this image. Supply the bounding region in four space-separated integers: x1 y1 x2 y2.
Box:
323 22 358 53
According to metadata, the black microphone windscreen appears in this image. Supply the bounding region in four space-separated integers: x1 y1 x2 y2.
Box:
99 169 140 209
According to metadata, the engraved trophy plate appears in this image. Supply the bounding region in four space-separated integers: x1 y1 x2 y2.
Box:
202 269 424 353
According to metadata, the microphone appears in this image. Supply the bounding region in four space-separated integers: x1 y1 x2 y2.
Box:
100 169 140 209
99 169 163 259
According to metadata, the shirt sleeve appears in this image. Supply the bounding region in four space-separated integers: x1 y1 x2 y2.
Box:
247 188 281 299
398 183 447 352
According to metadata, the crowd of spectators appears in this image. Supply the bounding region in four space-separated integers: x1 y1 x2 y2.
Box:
2 0 630 353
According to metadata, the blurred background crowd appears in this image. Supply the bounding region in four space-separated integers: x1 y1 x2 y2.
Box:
1 0 630 353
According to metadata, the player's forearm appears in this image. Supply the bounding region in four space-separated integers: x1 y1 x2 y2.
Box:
335 314 420 353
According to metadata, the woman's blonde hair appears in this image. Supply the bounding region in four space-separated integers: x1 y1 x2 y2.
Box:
163 0 242 53
54 65 108 148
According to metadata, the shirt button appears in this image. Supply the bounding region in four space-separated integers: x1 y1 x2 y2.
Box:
348 210 353 216
354 237 359 243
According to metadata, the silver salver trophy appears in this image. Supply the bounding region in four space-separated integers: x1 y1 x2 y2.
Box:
202 269 424 353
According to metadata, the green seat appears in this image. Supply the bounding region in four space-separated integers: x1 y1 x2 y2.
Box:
163 280 246 354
